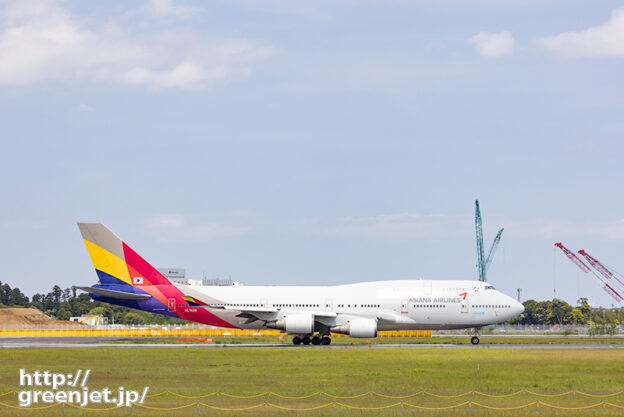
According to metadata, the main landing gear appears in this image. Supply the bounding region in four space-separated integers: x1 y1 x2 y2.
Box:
292 335 331 346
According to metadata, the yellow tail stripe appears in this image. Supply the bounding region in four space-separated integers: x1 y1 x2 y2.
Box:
83 239 132 285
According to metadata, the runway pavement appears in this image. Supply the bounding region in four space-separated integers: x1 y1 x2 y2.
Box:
2 338 624 349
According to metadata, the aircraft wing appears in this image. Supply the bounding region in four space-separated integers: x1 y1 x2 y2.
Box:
178 285 339 324
206 304 337 317
200 304 338 325
376 310 416 324
296 311 337 318
207 305 278 313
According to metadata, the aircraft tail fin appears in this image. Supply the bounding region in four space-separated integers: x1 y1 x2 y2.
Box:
77 222 173 287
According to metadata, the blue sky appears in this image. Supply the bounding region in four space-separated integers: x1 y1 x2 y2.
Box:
1 0 624 306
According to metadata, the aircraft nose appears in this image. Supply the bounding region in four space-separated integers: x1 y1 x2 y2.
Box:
513 300 524 316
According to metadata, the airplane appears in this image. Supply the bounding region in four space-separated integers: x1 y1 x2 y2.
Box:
75 223 524 345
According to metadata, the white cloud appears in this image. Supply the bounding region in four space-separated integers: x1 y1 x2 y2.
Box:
493 217 624 241
148 214 186 229
318 213 624 241
120 62 206 89
321 213 469 239
468 31 514 58
147 214 249 241
119 58 254 90
123 0 203 20
75 103 94 112
0 0 274 89
145 0 203 19
538 8 624 57
2 219 48 230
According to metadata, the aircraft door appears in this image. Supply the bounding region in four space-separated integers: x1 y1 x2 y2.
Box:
401 300 409 314
325 299 333 312
167 298 176 312
461 301 468 313
260 298 267 308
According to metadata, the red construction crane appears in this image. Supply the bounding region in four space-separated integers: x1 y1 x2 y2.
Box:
578 249 624 290
555 242 623 303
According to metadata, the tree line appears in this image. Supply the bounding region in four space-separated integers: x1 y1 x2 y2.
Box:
509 297 622 326
0 280 185 325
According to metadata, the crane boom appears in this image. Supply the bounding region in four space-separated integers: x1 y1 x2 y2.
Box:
555 243 623 303
475 200 486 282
485 228 504 273
578 250 624 290
555 243 590 273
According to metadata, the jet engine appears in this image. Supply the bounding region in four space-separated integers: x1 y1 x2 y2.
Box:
331 319 378 338
267 314 315 334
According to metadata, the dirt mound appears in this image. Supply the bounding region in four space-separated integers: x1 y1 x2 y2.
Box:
0 308 86 327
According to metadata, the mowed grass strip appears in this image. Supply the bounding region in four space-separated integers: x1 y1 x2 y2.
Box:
1 347 624 416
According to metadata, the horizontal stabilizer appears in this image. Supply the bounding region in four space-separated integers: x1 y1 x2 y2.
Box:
74 286 152 300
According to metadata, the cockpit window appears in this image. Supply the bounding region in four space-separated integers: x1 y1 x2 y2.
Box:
484 285 495 290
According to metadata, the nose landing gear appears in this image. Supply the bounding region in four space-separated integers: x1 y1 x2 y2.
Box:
470 328 481 345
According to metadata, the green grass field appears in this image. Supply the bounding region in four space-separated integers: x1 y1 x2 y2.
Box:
2 347 624 416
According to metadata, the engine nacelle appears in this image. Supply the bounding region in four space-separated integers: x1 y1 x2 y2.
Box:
267 314 314 334
331 319 378 338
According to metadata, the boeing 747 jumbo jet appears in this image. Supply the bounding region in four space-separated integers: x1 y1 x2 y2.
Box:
75 223 524 345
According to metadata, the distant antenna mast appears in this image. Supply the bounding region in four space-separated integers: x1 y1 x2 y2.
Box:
517 288 522 302
475 200 486 282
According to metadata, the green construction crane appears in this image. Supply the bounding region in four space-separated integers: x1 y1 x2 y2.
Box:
485 228 504 273
475 200 504 282
475 200 486 282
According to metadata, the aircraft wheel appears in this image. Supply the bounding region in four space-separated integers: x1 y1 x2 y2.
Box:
321 337 331 345
292 336 302 345
311 335 321 345
471 336 480 345
302 336 311 345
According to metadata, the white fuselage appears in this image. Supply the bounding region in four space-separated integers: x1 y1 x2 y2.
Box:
178 279 524 331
